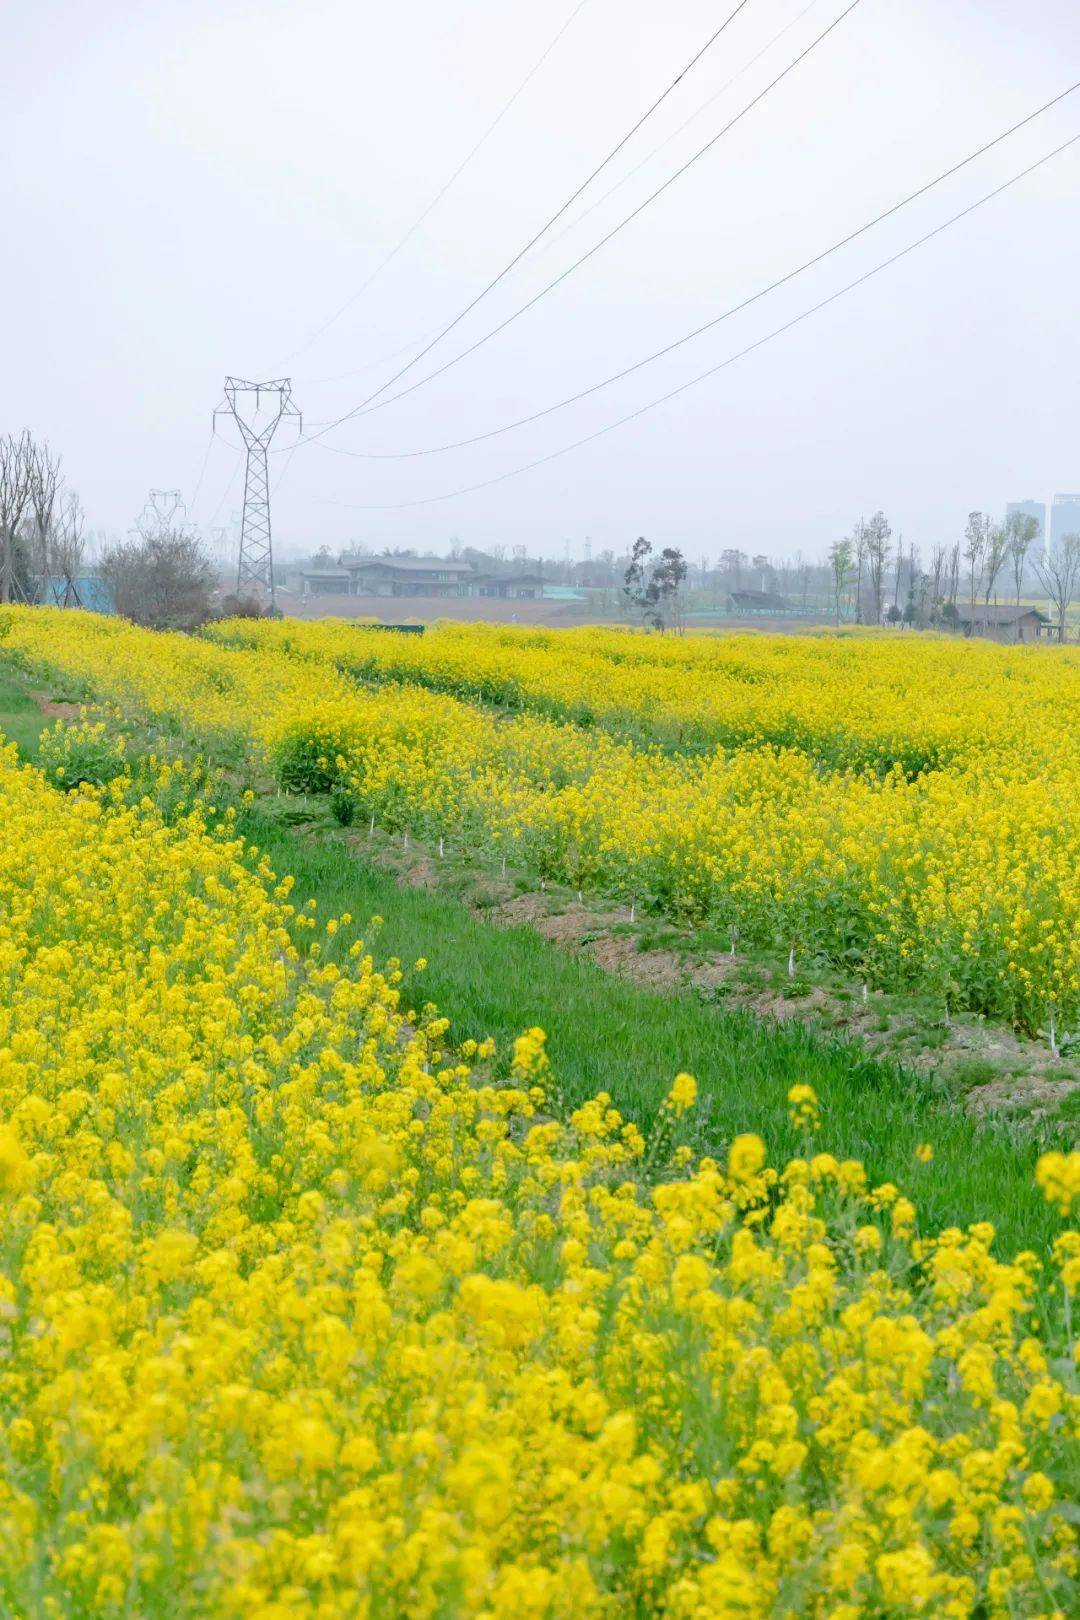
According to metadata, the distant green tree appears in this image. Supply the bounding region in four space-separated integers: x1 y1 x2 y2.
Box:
1006 512 1040 607
622 537 687 632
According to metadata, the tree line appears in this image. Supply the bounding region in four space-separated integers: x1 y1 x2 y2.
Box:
0 429 259 630
826 511 1080 640
0 431 87 605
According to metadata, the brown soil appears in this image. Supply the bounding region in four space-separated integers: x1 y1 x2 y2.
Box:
27 689 81 719
354 827 1080 1125
966 1074 1078 1120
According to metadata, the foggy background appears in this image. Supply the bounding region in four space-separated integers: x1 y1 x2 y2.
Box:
4 0 1079 561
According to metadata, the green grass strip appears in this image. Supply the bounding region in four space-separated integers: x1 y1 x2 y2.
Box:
246 804 1062 1255
0 664 1062 1254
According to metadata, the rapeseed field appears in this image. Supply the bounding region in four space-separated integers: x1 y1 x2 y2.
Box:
3 610 1078 1030
0 733 1077 1616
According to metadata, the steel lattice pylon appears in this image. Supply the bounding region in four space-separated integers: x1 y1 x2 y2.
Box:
214 378 300 607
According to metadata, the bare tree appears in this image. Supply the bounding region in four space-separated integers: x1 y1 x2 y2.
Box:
891 534 904 611
1035 534 1080 643
0 431 36 603
864 510 892 625
946 541 961 607
852 519 867 623
50 491 86 605
903 541 926 627
929 543 947 613
28 439 63 583
751 552 773 592
963 512 987 630
100 530 217 630
982 520 1010 618
720 548 747 591
828 537 854 626
1006 511 1040 607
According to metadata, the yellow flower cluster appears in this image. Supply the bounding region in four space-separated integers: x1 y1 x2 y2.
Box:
0 739 1077 1616
2 609 1079 1028
204 616 1080 776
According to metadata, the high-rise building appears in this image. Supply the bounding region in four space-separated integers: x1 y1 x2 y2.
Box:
1050 494 1080 547
1010 495 1042 534
1006 499 1045 541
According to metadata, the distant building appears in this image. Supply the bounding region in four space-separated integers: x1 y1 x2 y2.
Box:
1006 499 1045 543
1050 494 1080 547
953 603 1051 642
465 572 545 601
340 555 476 598
725 588 795 616
300 566 350 597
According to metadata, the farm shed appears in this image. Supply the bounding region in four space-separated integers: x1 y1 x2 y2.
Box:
953 603 1053 642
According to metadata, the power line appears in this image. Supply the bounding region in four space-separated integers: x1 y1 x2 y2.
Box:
314 79 1080 463
294 0 759 441
297 0 861 446
206 454 244 530
285 0 596 364
302 326 452 388
320 131 1080 511
544 0 828 257
300 0 823 392
189 430 216 511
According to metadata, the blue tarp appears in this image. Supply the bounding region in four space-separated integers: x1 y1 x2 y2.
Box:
39 576 115 613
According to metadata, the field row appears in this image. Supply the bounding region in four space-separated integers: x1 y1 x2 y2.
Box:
206 616 1080 776
0 726 1078 1614
2 609 1078 1029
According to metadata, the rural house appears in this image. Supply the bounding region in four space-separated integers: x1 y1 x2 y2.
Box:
465 571 546 600
953 603 1052 642
725 588 795 616
340 555 476 597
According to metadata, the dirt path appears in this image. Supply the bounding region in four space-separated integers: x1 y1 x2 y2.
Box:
362 832 1080 1125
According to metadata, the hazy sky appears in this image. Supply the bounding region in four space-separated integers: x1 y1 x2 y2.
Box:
5 0 1079 562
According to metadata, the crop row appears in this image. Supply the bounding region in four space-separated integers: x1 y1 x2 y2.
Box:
0 731 1078 1614
205 616 1080 777
2 608 1078 1029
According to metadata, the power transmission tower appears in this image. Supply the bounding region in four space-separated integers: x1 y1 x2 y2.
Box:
133 490 194 541
214 378 300 607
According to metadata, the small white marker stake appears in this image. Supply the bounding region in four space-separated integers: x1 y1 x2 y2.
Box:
403 831 409 851
439 836 444 858
630 901 636 924
787 945 796 979
501 855 507 878
369 813 375 837
1049 1009 1059 1059
578 890 583 904
861 982 868 1006
730 928 737 957
540 876 546 891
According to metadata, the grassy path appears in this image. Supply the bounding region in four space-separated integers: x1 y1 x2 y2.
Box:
247 803 1062 1252
0 664 1065 1252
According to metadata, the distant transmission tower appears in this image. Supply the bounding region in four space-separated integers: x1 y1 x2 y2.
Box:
214 378 300 606
134 489 189 540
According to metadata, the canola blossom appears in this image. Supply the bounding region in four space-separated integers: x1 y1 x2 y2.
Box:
203 615 1080 776
0 740 1078 1617
2 609 1079 1030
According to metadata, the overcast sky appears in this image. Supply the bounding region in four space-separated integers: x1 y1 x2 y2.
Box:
5 0 1079 562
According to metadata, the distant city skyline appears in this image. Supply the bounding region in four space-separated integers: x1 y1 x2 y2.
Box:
1006 498 1046 542
1050 493 1080 548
